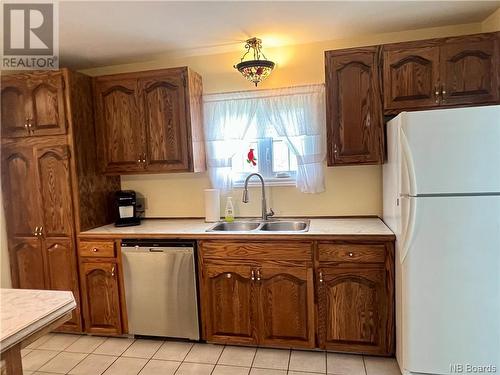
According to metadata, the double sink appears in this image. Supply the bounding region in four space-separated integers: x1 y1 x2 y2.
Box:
206 219 310 233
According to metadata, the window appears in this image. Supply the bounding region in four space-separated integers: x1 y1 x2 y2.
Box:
231 136 298 186
203 84 326 193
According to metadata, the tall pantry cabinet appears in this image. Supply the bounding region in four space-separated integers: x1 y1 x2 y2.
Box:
1 69 120 332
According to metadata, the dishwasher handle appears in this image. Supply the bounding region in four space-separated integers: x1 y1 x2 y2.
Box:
122 246 194 254
148 248 164 253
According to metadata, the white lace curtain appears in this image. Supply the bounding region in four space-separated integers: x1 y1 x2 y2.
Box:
203 84 326 193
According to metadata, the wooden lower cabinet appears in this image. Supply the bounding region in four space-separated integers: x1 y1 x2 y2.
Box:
257 266 315 348
202 265 257 345
9 238 45 290
318 267 388 354
317 242 395 356
44 239 82 331
201 262 315 348
199 241 315 349
199 240 394 355
80 261 122 335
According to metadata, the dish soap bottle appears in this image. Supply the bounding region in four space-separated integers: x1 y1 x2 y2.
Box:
225 197 235 223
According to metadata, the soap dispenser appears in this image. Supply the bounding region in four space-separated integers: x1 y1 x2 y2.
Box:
224 197 235 223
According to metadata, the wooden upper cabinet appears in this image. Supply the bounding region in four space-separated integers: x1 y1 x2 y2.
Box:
202 265 257 345
94 78 145 174
28 73 67 136
257 266 315 348
1 77 30 137
318 267 389 355
1 147 41 238
80 262 122 335
9 238 45 289
94 67 205 175
139 73 190 172
325 47 384 166
383 32 500 112
440 38 499 106
1 72 67 138
383 45 440 110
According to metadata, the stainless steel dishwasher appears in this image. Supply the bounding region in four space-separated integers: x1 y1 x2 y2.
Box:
121 240 199 340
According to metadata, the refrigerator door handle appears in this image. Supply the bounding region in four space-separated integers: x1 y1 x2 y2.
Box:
400 128 417 196
400 195 417 263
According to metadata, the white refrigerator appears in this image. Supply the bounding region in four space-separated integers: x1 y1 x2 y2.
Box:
383 105 500 375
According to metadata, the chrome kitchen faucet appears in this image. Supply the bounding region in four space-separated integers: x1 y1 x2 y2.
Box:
242 173 274 221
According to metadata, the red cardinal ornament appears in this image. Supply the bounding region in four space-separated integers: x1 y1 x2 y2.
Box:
247 148 257 166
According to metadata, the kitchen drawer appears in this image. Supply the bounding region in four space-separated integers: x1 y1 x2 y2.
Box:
79 241 115 258
318 243 385 264
200 241 313 261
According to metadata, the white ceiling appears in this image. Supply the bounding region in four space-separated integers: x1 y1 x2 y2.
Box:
59 1 500 69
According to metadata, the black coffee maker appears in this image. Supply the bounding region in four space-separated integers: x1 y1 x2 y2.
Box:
115 190 141 227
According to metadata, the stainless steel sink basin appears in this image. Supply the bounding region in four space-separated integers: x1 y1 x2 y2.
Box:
208 221 260 231
206 220 310 232
260 221 309 232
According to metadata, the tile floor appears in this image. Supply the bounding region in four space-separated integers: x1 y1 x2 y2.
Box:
21 333 402 375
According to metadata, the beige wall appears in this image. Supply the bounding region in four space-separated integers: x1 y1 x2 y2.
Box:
482 7 500 32
82 22 485 219
1 14 499 285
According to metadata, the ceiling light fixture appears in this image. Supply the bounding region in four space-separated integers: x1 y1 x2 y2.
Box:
234 37 275 87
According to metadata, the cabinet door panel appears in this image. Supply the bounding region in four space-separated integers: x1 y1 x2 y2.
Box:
95 79 145 173
9 238 45 289
384 46 440 110
36 146 74 237
81 262 122 335
28 73 67 136
1 147 41 237
202 265 257 344
257 266 315 348
318 267 389 355
1 78 29 137
140 75 189 172
45 239 81 331
440 39 499 106
326 48 383 166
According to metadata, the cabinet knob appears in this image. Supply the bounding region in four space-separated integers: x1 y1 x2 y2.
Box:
251 270 255 281
319 271 323 283
33 226 39 236
334 144 338 154
256 269 261 281
111 266 115 277
348 252 354 257
434 85 440 103
92 248 98 252
226 273 232 279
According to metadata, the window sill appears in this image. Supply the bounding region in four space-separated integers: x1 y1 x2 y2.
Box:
233 178 296 188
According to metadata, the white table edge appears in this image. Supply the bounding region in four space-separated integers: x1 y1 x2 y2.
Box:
0 299 76 353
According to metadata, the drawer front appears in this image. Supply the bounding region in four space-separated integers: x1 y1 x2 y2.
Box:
200 241 313 261
79 241 115 258
319 243 385 263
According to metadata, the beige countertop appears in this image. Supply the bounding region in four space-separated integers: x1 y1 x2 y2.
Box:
0 289 76 352
80 217 394 239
